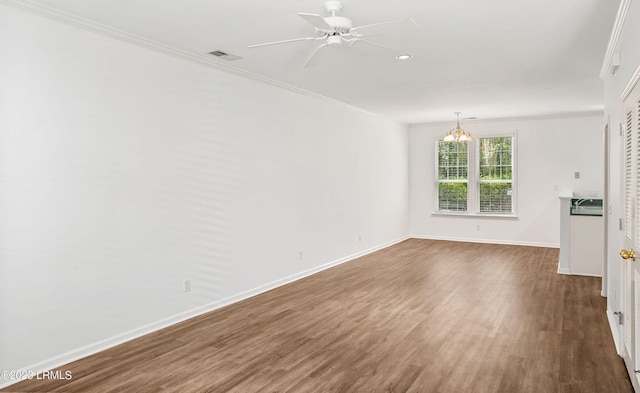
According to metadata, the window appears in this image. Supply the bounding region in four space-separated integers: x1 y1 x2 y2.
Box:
478 137 513 214
437 141 468 212
435 134 516 215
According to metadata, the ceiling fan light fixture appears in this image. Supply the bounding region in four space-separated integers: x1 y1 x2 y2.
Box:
327 35 342 46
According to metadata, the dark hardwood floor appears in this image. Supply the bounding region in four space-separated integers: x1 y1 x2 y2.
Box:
3 239 632 392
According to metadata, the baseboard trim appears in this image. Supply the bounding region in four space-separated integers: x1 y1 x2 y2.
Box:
0 235 409 390
410 234 559 249
557 267 603 278
607 308 622 356
569 272 603 278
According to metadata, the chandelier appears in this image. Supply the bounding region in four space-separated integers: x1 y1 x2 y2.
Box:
443 112 472 142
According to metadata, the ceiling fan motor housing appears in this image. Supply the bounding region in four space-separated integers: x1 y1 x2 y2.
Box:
322 16 352 34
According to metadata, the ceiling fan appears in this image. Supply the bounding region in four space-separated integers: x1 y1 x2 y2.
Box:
248 0 416 68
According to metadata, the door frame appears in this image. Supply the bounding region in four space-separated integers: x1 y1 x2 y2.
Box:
604 117 609 298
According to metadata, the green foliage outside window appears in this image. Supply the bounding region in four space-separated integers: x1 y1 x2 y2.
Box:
479 183 512 213
479 137 512 180
437 141 468 212
438 141 468 180
479 137 513 213
438 183 468 211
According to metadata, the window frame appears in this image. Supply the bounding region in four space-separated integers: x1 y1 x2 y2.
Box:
434 131 517 217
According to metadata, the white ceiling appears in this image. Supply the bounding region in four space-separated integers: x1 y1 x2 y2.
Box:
21 0 619 124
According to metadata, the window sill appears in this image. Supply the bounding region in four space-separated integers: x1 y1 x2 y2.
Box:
431 212 518 219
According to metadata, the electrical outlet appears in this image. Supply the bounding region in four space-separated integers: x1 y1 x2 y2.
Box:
476 225 480 230
358 234 362 242
574 171 580 179
183 279 191 292
299 251 303 260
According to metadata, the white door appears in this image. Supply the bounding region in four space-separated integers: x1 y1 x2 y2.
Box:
620 79 640 390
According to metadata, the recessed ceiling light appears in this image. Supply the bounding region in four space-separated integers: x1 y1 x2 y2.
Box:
395 54 412 60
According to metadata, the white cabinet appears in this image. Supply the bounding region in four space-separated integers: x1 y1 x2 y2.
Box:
558 195 604 277
568 215 604 276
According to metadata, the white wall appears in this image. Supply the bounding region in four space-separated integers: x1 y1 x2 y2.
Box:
0 5 409 375
602 0 640 352
409 114 604 247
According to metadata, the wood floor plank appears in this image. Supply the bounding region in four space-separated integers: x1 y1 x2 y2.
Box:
2 239 632 393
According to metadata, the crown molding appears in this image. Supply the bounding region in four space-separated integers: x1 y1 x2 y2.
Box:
0 0 408 128
600 0 633 80
409 110 604 128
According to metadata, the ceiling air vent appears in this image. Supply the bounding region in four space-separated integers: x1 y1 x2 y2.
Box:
208 50 241 61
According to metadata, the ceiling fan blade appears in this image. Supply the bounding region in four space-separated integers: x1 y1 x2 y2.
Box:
298 13 333 31
303 43 329 68
349 38 400 57
351 18 419 33
248 36 318 48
